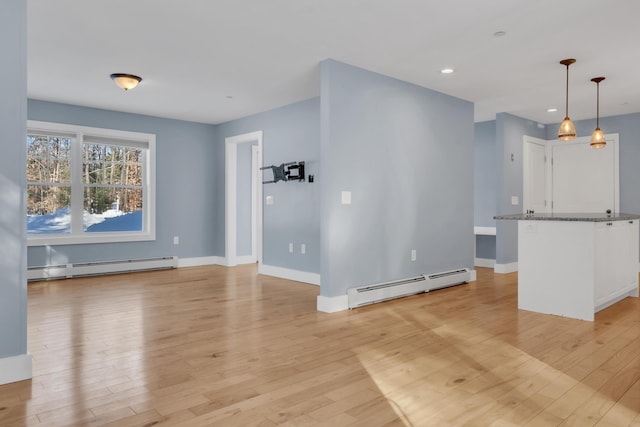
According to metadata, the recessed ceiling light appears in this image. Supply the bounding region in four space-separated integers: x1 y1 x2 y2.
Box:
493 31 506 37
547 108 558 112
440 68 455 74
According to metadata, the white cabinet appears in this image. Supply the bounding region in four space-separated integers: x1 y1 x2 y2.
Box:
517 218 639 321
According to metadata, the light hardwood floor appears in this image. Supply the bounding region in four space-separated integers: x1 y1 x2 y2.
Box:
1 265 640 426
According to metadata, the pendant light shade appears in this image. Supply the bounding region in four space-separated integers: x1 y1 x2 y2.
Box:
557 59 577 141
590 77 606 149
558 117 577 141
110 73 142 91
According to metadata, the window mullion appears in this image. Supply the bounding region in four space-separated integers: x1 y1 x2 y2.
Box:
70 133 84 234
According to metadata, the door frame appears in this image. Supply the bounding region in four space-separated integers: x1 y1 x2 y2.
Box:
225 131 263 267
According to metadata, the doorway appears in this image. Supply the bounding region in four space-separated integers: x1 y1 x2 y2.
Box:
225 131 263 267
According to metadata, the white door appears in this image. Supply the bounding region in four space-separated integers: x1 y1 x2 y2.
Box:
523 137 548 213
551 136 617 213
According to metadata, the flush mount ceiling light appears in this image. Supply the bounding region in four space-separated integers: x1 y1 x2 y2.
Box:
440 68 455 74
590 77 606 149
557 58 577 141
110 73 142 91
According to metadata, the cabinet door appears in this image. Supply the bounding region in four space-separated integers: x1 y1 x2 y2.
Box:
595 222 616 305
618 220 639 289
595 220 638 307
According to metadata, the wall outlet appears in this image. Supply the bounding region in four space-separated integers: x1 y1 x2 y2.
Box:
289 243 293 253
301 243 306 254
173 236 180 245
411 249 416 261
266 195 274 205
511 196 519 205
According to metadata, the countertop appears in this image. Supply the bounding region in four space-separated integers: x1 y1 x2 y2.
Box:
494 212 640 222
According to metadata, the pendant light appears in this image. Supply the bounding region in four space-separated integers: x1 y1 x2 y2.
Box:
557 59 577 141
590 77 606 149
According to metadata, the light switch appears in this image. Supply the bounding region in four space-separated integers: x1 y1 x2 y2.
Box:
301 244 306 254
511 196 519 205
289 243 293 253
341 191 351 205
411 249 417 261
266 195 274 205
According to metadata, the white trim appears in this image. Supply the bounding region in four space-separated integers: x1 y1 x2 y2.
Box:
475 258 496 268
469 270 477 282
235 255 257 265
225 131 263 268
474 226 496 236
317 295 349 313
259 264 320 285
494 262 518 274
251 145 259 263
0 353 32 385
177 256 224 268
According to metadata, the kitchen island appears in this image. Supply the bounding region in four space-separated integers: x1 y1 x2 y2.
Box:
494 213 640 321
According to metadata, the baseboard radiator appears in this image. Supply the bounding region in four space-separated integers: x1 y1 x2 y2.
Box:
347 268 470 309
27 256 178 281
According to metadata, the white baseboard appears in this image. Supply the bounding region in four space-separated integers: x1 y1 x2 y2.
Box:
177 256 225 268
317 295 349 313
235 255 257 265
258 264 320 285
0 353 32 385
494 262 518 274
475 258 496 268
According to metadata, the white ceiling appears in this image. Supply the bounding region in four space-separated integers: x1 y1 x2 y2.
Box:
28 0 640 125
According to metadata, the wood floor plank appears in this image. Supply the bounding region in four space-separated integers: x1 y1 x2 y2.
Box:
0 265 638 426
596 376 640 426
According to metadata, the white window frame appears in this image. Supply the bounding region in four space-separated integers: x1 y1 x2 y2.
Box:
27 120 156 246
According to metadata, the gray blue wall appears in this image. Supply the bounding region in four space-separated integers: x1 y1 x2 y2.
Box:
216 98 320 273
474 120 497 227
27 100 219 266
0 0 28 359
495 113 546 265
476 235 496 260
474 120 498 261
320 59 474 297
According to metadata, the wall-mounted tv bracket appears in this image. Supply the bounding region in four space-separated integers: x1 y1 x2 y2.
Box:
261 161 305 184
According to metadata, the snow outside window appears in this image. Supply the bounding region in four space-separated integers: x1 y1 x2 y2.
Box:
27 121 156 246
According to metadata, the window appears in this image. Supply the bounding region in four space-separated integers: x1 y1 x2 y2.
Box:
27 121 156 246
